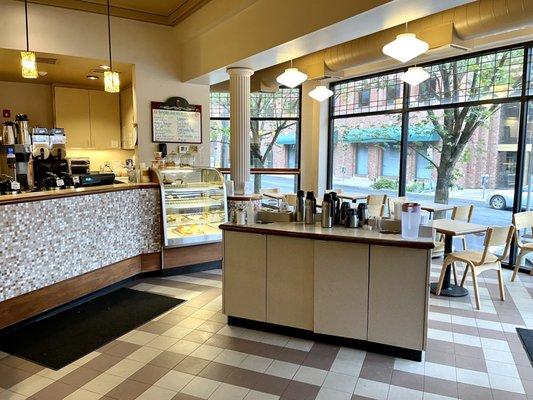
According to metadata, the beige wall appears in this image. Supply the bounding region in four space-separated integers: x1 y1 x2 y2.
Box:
0 81 53 127
0 0 210 165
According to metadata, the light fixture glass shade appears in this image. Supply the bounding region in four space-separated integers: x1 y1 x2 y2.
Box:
382 33 429 63
309 85 333 102
400 67 430 86
104 70 120 93
276 68 307 88
20 51 38 79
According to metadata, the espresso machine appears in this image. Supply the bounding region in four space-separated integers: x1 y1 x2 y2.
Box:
0 115 34 192
31 128 72 190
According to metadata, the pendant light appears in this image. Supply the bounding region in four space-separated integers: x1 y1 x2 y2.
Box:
20 0 38 79
309 83 333 102
400 66 430 86
276 60 307 88
104 0 120 93
382 23 429 63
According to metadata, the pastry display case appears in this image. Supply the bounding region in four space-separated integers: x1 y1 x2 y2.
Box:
155 166 227 247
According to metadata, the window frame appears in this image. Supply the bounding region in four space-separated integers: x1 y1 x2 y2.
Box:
327 41 533 270
210 86 302 190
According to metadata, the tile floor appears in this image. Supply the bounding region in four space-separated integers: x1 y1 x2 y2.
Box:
0 262 532 400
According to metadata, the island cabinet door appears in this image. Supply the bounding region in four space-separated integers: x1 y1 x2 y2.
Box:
368 245 430 351
313 241 369 340
223 231 267 321
266 235 314 330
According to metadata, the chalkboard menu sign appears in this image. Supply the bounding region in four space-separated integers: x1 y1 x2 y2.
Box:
151 97 202 143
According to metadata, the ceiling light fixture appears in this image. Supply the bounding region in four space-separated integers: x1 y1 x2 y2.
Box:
276 60 307 88
309 84 333 102
382 23 429 63
20 0 38 79
99 65 110 70
400 66 430 86
104 0 120 93
86 75 99 80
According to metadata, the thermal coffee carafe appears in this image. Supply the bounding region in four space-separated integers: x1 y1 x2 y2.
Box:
345 208 358 228
295 190 305 222
339 201 351 225
2 122 16 145
329 192 341 225
304 191 316 224
356 202 368 227
321 193 333 228
15 114 31 145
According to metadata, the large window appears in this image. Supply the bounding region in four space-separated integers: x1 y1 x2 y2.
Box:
329 45 533 267
210 88 301 193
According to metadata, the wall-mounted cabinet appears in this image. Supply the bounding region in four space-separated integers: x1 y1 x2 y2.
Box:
54 86 121 149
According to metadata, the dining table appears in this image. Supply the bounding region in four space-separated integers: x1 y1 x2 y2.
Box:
419 202 455 218
429 219 487 297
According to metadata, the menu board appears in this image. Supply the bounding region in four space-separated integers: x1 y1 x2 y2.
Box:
152 99 202 144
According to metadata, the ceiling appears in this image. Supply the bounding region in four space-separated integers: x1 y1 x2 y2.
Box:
0 48 133 89
22 0 212 26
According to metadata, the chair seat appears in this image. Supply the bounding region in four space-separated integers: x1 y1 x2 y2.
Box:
520 242 533 250
447 250 498 265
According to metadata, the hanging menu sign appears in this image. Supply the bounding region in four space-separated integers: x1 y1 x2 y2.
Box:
151 97 202 143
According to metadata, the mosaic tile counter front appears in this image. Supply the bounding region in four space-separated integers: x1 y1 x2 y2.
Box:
0 188 161 302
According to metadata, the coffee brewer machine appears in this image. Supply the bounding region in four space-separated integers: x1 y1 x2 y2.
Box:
0 115 34 191
32 128 72 190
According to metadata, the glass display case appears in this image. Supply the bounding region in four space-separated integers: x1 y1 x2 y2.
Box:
155 166 227 248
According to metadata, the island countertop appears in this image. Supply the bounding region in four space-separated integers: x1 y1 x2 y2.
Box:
0 182 159 206
220 221 435 249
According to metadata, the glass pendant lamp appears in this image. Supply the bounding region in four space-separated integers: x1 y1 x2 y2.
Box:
20 0 38 79
104 0 120 93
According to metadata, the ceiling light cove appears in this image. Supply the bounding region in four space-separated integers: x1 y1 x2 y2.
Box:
382 33 429 63
276 68 307 88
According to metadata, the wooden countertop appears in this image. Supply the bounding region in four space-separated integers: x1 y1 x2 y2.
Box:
0 182 159 206
220 221 435 249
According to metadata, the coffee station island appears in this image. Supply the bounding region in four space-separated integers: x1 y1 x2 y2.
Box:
221 204 435 361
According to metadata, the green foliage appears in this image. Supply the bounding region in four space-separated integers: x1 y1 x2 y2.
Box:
372 178 398 190
406 181 426 193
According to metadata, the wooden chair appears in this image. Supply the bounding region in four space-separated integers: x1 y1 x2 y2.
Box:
511 211 533 282
367 194 387 217
387 196 407 219
451 205 475 250
284 194 298 207
436 225 514 310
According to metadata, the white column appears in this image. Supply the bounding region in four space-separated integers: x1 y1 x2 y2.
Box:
227 67 254 194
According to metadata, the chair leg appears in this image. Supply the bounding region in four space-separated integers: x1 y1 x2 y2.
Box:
470 266 481 310
460 264 469 287
436 258 452 296
461 237 467 251
497 264 505 302
511 251 524 282
452 262 458 285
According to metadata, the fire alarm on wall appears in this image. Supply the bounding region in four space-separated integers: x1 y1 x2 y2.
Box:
2 109 11 118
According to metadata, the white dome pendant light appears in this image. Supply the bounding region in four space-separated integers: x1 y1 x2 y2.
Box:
276 60 307 88
400 66 430 86
382 23 429 63
309 83 333 102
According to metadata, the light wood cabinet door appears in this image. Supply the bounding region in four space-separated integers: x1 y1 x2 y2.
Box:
314 241 369 340
368 245 430 350
266 235 314 330
54 87 91 148
89 90 121 149
223 231 267 321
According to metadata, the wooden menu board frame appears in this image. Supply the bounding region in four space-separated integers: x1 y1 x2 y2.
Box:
151 97 202 144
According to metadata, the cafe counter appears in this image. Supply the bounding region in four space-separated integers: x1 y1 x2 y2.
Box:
221 222 435 360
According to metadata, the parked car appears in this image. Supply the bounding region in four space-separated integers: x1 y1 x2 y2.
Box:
486 185 533 209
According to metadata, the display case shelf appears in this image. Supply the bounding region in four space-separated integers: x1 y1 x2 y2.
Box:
155 166 227 248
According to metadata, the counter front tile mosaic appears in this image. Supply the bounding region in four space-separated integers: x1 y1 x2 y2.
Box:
0 188 161 301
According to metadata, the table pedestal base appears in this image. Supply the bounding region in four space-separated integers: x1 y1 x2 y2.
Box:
430 282 468 297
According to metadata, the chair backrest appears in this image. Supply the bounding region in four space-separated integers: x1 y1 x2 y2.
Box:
326 189 343 195
367 204 385 218
260 188 280 195
387 196 407 218
284 194 297 207
451 205 474 222
367 194 387 207
513 211 533 247
481 225 515 263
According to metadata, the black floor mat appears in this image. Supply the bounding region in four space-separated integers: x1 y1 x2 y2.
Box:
0 287 184 370
517 328 533 366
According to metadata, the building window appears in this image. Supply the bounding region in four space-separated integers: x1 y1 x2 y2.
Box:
381 146 400 177
355 144 369 175
415 150 432 180
209 88 301 193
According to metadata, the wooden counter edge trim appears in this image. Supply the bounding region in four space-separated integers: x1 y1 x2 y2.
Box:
0 251 161 330
220 225 435 249
0 183 160 206
228 316 422 362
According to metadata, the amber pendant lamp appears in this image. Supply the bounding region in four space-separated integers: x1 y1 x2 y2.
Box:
20 0 38 79
104 0 120 93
